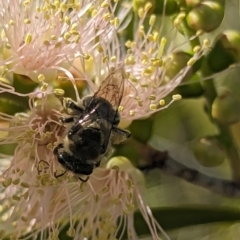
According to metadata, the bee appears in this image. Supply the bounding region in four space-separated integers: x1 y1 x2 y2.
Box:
53 68 131 182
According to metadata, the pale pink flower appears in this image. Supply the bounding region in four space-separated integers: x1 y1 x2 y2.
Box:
0 91 169 240
0 0 209 239
0 0 115 82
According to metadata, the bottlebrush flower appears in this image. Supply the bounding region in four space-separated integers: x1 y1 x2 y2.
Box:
0 92 169 240
0 0 115 82
0 0 209 239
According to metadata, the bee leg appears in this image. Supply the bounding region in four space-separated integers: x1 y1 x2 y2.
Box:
63 98 84 115
59 116 74 123
111 127 131 144
78 176 89 182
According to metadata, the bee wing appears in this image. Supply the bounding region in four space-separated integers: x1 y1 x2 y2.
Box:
94 68 125 110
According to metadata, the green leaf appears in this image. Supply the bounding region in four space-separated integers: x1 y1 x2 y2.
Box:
133 205 240 236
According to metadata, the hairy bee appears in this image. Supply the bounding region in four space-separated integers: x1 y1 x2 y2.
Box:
54 68 131 182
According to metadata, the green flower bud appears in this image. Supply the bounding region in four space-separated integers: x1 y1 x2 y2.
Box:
190 138 225 167
212 88 240 125
165 51 192 79
165 51 201 80
222 30 240 61
187 2 224 32
186 0 202 7
206 32 240 72
129 118 153 143
177 76 204 98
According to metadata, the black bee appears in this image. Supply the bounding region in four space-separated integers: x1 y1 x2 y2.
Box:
53 68 131 182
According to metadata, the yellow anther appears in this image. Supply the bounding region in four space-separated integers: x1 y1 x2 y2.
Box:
103 55 108 63
91 9 98 17
25 33 32 44
43 40 50 46
21 182 30 188
101 1 109 8
151 58 162 67
97 45 103 53
113 17 119 27
172 94 182 101
23 0 30 5
12 195 20 201
173 12 186 26
138 8 144 18
51 35 57 40
196 30 204 36
23 191 29 199
38 74 45 82
54 88 65 96
126 179 134 188
148 34 154 42
101 186 109 193
12 178 20 185
157 37 166 59
193 46 201 53
125 56 136 65
55 42 62 48
74 35 80 43
149 14 156 26
9 20 15 25
159 99 165 106
71 23 78 31
103 13 111 20
143 67 154 74
148 94 156 100
129 110 135 116
83 54 91 60
2 178 12 187
110 56 117 62
187 58 197 66
203 39 210 48
60 3 67 11
153 31 158 41
144 2 152 12
64 32 72 40
118 106 124 112
24 19 31 24
37 189 44 196
149 104 157 110
64 16 71 25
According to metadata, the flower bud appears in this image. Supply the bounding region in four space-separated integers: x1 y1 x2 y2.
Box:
165 51 201 79
187 2 224 32
186 0 202 7
212 88 240 125
190 138 225 167
130 118 153 143
206 30 240 72
107 156 145 190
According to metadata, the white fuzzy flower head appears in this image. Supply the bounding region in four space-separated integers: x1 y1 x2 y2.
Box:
0 0 114 82
0 0 210 239
0 90 169 240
